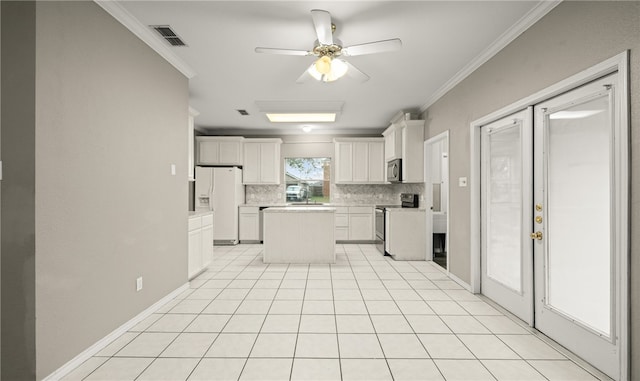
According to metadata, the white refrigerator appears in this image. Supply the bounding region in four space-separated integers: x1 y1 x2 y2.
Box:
195 166 245 245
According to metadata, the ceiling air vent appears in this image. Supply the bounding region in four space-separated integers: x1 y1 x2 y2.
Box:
151 25 187 47
237 109 249 116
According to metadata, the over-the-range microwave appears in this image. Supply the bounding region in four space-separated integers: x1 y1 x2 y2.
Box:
387 158 402 183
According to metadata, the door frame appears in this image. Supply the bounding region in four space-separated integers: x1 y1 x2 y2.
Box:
469 51 629 379
424 131 450 268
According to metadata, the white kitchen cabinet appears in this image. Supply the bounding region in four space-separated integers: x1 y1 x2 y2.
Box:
196 136 244 166
188 211 214 279
385 209 426 260
334 206 349 241
334 138 385 184
382 120 425 183
243 138 282 184
349 206 374 241
383 125 402 161
239 206 260 242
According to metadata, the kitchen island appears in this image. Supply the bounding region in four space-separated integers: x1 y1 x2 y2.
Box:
262 206 336 264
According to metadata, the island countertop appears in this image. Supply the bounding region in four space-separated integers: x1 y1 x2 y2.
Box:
262 206 336 213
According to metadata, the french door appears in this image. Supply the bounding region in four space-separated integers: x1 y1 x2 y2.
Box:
480 109 533 325
480 72 625 380
533 73 622 379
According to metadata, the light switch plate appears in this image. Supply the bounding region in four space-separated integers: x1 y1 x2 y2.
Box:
458 177 468 187
136 277 143 292
171 164 176 176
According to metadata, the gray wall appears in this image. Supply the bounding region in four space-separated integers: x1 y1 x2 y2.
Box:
422 1 639 377
2 2 189 379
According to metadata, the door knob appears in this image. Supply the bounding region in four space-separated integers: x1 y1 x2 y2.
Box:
530 231 543 240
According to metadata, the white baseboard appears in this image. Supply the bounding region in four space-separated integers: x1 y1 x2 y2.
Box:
43 282 190 381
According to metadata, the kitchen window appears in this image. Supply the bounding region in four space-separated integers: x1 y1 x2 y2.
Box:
284 157 331 203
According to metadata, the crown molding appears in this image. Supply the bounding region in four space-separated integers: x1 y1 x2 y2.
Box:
94 1 196 79
420 0 561 112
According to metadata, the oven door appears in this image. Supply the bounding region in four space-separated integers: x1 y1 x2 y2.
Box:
375 208 385 254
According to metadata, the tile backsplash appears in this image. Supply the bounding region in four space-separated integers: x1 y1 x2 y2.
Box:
245 183 425 206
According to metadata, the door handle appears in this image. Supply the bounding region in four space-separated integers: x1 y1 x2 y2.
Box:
530 231 543 240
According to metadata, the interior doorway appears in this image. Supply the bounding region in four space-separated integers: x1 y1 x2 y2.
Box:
470 53 629 380
424 131 449 269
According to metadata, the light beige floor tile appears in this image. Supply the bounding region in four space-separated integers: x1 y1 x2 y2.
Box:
227 279 257 288
337 334 384 358
360 289 393 301
333 289 363 301
137 358 199 381
236 300 272 314
418 290 453 301
246 288 278 299
299 314 337 333
340 359 392 381
222 314 265 333
405 315 452 334
498 335 565 359
295 334 339 358
387 359 444 381
528 360 599 380
270 300 303 314
418 334 474 359
457 301 503 316
305 288 334 300
203 279 231 288
388 289 423 301
307 279 332 289
334 300 368 314
184 314 231 332
475 316 530 334
377 334 429 358
365 300 401 315
440 315 491 334
281 279 307 288
250 333 297 357
84 357 153 381
186 288 223 300
336 315 375 333
147 314 198 332
407 280 439 290
332 280 359 289
188 358 246 381
129 314 163 332
458 335 520 359
275 288 305 300
205 333 257 357
434 359 496 380
216 288 250 300
261 314 300 333
160 332 217 358
201 299 242 314
370 315 413 333
240 358 293 381
396 300 435 315
168 299 211 314
481 360 546 380
155 300 180 314
115 332 178 357
95 332 139 357
444 290 482 301
426 301 469 315
302 300 335 314
60 357 109 381
291 358 341 381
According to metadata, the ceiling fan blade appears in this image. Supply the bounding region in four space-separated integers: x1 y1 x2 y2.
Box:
311 9 333 45
342 38 402 56
346 61 370 82
255 47 311 56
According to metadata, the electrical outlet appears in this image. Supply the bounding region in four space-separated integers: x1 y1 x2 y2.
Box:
458 177 468 187
136 277 143 292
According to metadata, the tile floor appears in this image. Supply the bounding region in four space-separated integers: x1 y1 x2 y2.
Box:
62 244 608 381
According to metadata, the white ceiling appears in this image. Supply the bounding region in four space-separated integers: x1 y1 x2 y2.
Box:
116 1 547 136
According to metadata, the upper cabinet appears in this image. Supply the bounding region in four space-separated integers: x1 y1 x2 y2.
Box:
383 120 425 183
334 138 385 184
243 138 282 184
196 136 244 166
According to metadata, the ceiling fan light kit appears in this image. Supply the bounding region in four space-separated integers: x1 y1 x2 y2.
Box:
255 9 401 83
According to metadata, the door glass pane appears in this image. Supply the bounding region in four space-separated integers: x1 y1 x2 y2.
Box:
486 124 522 293
546 95 611 336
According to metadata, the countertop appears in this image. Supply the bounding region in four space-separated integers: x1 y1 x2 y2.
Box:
240 203 376 207
262 206 337 213
189 210 214 218
385 207 427 212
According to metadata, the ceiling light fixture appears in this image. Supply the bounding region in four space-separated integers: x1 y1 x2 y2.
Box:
266 113 336 123
308 56 348 82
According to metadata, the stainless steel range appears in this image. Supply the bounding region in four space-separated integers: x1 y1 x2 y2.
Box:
375 193 419 255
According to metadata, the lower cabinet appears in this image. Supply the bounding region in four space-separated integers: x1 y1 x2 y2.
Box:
335 206 374 241
385 210 426 260
239 206 260 242
188 212 214 279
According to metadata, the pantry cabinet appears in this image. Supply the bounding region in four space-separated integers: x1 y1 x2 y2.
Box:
243 138 282 184
334 138 385 184
196 136 244 166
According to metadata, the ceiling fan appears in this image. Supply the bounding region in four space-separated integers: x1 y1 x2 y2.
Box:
255 9 402 83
